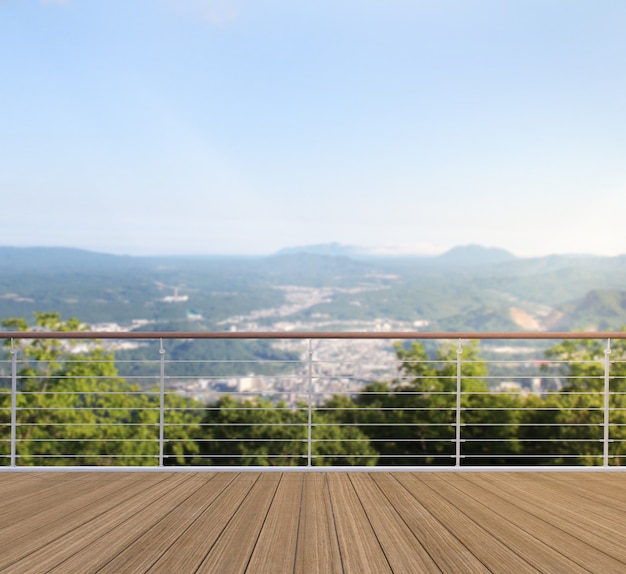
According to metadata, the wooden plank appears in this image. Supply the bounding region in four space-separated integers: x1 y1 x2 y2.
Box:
4 473 198 574
0 473 107 509
370 473 490 574
294 473 342 574
3 471 626 574
590 473 626 501
349 473 440 574
97 473 235 574
147 473 260 573
0 473 178 572
38 474 212 573
326 473 392 573
474 473 626 555
544 473 626 504
0 473 162 546
529 474 626 533
196 473 282 574
432 473 589 573
0 472 82 500
245 473 303 573
396 474 540 573
518 472 626 516
0 472 119 530
461 473 626 571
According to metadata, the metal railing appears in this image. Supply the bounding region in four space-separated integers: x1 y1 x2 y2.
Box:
1 331 626 471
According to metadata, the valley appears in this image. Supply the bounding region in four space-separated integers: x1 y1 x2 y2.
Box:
1 245 625 400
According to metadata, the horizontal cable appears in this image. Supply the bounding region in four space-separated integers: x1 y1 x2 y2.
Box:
459 407 604 411
19 438 159 442
18 391 160 396
460 438 604 443
190 438 305 443
16 407 161 411
462 423 603 427
460 454 603 458
17 454 158 458
172 454 303 458
17 422 160 427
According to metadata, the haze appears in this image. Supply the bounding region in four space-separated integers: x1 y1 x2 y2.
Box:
1 0 625 257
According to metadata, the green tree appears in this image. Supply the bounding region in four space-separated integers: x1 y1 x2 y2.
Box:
329 341 520 465
1 313 201 466
196 395 377 466
516 393 565 465
521 334 626 466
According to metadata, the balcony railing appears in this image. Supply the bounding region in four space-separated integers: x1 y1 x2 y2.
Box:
1 330 626 471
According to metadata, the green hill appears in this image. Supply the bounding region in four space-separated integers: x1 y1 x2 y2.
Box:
555 290 626 331
2 246 626 333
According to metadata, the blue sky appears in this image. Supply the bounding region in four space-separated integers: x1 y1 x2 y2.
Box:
1 0 625 257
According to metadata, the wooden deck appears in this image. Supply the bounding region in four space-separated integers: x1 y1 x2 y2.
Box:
1 472 626 573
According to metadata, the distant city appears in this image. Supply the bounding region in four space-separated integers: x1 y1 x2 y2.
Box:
2 244 625 404
86 284 558 406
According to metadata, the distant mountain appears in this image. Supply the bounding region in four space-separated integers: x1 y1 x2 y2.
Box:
2 245 626 334
261 252 373 283
434 245 518 266
0 246 139 272
275 242 366 258
490 253 609 277
276 242 520 264
555 290 626 331
438 305 521 332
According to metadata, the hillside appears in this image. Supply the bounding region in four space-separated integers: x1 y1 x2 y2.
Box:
1 246 626 334
554 290 626 331
433 244 518 266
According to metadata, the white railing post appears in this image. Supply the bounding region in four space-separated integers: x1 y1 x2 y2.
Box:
603 338 611 467
159 339 166 467
10 339 17 468
456 339 463 467
307 338 313 467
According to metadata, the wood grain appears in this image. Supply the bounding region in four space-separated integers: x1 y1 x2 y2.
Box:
1 471 626 573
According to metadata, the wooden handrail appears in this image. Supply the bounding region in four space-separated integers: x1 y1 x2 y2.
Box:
0 331 625 340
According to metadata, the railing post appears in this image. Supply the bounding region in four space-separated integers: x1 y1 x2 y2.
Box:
456 339 463 467
307 338 313 467
159 339 166 468
10 339 17 468
603 338 611 467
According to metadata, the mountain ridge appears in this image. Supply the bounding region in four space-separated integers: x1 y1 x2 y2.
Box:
1 245 626 333
1 244 622 264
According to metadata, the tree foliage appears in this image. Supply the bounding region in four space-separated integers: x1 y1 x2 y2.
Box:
0 313 200 466
322 341 521 465
519 334 626 466
195 395 378 466
2 313 626 467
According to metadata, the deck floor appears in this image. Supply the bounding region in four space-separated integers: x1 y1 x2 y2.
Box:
1 471 626 573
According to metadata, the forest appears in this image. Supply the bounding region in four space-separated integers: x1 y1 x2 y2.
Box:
3 246 626 334
2 313 625 467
